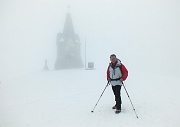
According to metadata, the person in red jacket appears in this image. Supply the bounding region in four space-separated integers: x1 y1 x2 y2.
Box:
107 54 128 113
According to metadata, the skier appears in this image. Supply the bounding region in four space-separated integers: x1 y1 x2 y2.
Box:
107 54 128 113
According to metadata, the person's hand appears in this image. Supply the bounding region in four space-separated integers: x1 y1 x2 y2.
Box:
120 78 124 82
107 78 110 81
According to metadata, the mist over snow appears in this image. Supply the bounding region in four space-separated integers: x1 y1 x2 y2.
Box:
0 0 179 76
0 0 180 127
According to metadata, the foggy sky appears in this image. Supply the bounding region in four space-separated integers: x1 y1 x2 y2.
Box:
0 0 180 77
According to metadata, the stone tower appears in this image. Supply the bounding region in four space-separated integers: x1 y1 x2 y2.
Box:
55 13 84 69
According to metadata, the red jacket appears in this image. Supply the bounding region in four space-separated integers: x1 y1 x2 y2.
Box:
107 63 128 81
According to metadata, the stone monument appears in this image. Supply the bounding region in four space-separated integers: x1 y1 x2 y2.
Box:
55 13 84 69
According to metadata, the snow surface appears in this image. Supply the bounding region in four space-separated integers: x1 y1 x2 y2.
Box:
0 69 180 127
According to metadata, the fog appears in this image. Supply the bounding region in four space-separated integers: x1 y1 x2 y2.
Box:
0 0 180 78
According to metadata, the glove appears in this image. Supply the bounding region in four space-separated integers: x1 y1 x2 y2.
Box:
120 78 124 82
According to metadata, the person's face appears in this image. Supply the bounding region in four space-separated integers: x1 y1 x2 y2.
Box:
110 56 117 63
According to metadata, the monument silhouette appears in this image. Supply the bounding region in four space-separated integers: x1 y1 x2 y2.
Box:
55 12 84 69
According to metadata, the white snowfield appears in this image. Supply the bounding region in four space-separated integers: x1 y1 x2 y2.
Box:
0 69 179 127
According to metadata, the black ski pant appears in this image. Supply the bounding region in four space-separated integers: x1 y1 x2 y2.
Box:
112 85 122 110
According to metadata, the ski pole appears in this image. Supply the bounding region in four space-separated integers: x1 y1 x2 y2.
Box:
122 82 138 118
91 81 110 113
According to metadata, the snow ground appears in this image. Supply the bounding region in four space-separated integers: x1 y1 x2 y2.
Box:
0 69 180 127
